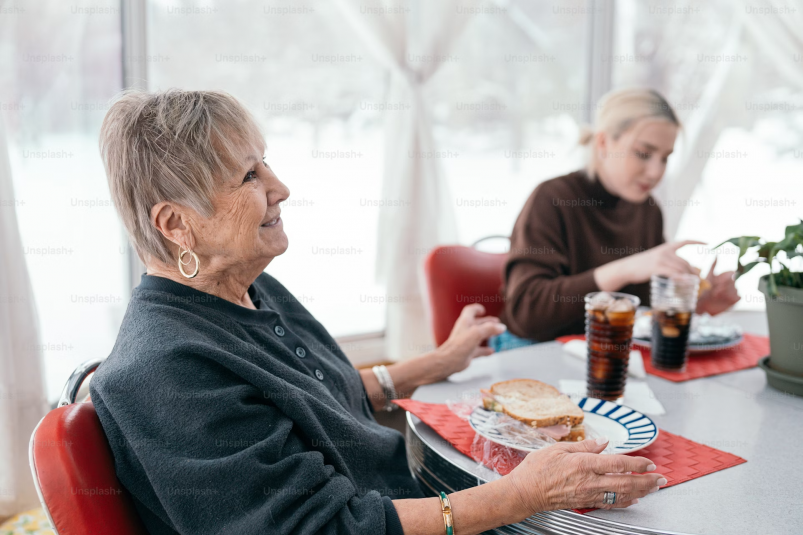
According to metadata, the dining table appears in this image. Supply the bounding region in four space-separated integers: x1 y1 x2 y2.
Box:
406 339 802 535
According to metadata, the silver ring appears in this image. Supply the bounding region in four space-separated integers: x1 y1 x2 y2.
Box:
603 491 617 505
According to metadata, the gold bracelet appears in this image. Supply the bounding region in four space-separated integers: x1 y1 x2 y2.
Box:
439 492 454 535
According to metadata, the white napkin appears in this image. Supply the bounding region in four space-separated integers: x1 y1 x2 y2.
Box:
558 379 666 416
563 340 646 379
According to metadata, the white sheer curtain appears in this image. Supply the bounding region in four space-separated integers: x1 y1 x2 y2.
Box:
655 0 803 239
0 118 48 517
740 0 803 89
331 0 469 359
654 19 746 238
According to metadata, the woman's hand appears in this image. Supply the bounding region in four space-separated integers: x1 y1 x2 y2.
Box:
505 438 666 514
364 305 505 404
433 304 507 377
396 437 665 534
696 257 740 315
595 240 703 291
622 240 705 284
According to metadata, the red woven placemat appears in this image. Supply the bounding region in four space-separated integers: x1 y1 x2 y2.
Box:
556 333 769 382
396 399 746 513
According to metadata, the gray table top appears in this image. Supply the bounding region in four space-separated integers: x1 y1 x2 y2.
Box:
410 341 802 535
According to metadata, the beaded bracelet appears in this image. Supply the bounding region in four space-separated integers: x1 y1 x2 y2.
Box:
439 492 454 535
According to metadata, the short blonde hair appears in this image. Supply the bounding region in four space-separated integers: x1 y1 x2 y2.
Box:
579 88 680 178
99 89 264 264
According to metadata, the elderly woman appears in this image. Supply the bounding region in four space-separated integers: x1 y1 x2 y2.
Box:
91 90 664 535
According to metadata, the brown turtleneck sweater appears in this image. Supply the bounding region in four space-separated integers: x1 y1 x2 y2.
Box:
502 170 665 341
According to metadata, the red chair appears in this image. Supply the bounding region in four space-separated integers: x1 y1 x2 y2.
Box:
29 359 148 535
423 242 508 346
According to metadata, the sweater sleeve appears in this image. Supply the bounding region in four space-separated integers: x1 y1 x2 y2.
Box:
383 497 405 535
503 184 599 341
90 350 398 535
654 201 666 245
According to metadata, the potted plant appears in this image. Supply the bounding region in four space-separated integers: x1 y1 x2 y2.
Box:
719 220 803 396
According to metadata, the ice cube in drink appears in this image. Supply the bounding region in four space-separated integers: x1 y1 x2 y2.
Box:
649 274 699 373
585 292 639 401
651 309 693 371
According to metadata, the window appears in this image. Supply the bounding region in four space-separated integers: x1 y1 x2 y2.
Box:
146 0 388 336
430 4 589 246
613 0 803 309
0 1 126 401
4 1 796 401
146 1 591 335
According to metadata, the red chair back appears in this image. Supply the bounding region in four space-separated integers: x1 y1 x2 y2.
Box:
424 245 507 346
29 401 148 535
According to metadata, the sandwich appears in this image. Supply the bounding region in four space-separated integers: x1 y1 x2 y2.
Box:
481 379 585 441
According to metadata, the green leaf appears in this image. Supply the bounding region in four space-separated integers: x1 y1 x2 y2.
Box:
775 233 801 253
735 261 761 280
720 225 803 292
757 241 777 260
771 234 803 271
767 247 779 296
715 236 761 262
714 237 741 249
737 236 761 258
784 221 803 239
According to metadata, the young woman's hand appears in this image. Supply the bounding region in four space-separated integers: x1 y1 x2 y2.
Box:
595 240 703 291
696 257 740 315
624 240 705 284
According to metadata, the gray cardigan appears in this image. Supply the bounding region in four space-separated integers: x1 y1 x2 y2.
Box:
90 273 421 534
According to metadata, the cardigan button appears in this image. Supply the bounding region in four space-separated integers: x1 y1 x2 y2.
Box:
295 347 307 358
315 369 324 381
274 325 285 337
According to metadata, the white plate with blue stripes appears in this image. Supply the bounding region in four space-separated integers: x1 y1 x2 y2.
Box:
469 398 659 455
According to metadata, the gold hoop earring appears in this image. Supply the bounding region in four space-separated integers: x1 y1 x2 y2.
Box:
179 248 193 265
178 247 199 278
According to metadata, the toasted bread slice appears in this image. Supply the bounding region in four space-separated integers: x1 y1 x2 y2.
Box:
484 379 584 428
563 424 585 442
